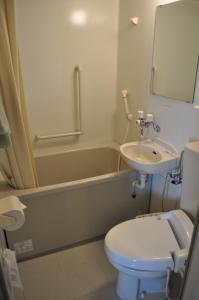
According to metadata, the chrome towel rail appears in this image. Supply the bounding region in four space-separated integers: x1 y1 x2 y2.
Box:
36 65 82 140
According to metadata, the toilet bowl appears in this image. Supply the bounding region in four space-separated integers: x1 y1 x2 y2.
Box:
105 210 193 300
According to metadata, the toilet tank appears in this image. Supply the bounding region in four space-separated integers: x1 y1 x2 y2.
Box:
180 141 199 221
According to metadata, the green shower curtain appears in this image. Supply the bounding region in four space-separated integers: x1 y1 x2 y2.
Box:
0 0 38 189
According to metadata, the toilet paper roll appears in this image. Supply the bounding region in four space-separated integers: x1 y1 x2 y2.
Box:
0 196 26 231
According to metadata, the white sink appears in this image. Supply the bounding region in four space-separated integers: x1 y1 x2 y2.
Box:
120 138 178 174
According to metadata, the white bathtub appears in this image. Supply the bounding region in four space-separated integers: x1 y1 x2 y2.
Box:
5 145 150 260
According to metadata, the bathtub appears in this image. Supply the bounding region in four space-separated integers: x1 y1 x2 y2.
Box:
5 144 150 260
35 145 129 187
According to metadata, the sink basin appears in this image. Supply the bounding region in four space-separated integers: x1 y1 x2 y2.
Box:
120 139 178 174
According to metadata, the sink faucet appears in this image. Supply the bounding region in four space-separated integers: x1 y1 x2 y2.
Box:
136 111 160 138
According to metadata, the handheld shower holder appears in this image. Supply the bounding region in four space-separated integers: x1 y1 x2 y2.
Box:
121 89 133 121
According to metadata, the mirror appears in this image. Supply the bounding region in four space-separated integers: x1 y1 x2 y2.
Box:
152 0 199 103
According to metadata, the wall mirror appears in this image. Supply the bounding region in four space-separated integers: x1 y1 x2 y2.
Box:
152 0 199 103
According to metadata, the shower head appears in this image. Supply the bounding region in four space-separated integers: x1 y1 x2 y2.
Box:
121 89 133 121
122 89 128 99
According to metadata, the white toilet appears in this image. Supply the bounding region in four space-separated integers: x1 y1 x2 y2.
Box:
104 142 199 300
105 210 193 300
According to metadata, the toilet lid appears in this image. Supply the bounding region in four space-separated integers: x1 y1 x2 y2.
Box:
105 216 180 271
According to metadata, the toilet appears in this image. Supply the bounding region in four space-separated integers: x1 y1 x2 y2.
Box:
105 210 193 300
104 142 199 300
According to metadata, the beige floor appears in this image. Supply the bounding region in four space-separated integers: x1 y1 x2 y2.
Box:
15 240 165 300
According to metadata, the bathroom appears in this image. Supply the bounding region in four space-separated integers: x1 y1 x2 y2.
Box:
0 0 199 299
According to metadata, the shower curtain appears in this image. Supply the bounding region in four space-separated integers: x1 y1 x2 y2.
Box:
0 0 38 189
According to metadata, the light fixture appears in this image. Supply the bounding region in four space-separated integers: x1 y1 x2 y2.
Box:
131 17 139 25
70 10 87 26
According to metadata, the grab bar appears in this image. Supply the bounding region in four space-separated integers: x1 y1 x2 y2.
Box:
74 65 82 132
36 65 82 140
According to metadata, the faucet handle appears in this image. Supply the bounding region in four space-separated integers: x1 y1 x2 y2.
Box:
136 119 141 126
137 110 144 119
146 113 153 122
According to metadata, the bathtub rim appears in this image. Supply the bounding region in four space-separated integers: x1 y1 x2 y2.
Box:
0 142 133 199
0 169 133 199
33 141 121 158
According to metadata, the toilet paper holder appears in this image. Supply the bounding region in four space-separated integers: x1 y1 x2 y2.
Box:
0 196 26 231
0 214 16 228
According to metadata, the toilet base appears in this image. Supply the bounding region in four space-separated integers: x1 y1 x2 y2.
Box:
116 271 166 300
117 272 139 300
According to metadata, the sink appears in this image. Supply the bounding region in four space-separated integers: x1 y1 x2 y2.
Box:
120 138 178 174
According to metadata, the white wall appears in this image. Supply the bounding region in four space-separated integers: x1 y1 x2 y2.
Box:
16 0 199 212
116 0 199 212
16 0 119 153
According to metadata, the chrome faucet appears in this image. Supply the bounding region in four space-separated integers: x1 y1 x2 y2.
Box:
136 111 160 137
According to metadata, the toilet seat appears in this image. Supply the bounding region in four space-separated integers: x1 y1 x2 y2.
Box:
105 215 180 272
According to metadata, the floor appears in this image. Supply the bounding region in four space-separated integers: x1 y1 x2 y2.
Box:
15 240 165 300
